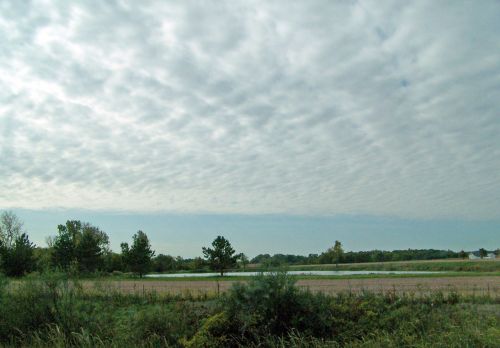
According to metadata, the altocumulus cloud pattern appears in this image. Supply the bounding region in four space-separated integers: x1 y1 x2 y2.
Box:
0 0 499 219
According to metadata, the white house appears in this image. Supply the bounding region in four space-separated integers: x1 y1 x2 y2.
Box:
468 251 496 260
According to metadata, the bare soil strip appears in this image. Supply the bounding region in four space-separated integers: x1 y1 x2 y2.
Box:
88 276 500 297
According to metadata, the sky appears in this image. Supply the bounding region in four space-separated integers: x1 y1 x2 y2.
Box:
1 1 499 257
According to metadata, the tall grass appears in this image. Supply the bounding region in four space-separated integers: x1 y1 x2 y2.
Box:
0 271 498 347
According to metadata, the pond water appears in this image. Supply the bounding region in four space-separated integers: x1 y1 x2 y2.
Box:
145 270 440 278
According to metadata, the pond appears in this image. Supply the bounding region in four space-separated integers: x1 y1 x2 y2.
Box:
145 270 441 278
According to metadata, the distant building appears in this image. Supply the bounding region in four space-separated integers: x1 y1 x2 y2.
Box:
468 251 496 260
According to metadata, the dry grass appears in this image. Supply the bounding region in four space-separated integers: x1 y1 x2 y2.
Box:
85 276 500 297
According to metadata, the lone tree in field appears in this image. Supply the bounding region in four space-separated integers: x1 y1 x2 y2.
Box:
121 230 155 278
332 240 344 267
479 248 488 259
202 236 238 276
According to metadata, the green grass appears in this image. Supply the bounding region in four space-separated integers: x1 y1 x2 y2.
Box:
1 272 499 347
289 259 500 272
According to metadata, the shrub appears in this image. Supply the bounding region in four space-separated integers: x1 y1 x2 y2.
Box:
120 302 203 346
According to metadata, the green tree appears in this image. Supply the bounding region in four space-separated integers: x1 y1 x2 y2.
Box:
319 240 344 267
479 248 488 259
0 233 35 277
458 250 468 259
152 254 176 273
121 231 155 278
238 253 249 270
77 229 103 272
52 220 109 272
0 211 24 249
0 212 35 277
192 256 206 270
332 240 344 267
202 236 237 276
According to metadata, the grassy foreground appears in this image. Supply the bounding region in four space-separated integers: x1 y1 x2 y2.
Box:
1 272 499 347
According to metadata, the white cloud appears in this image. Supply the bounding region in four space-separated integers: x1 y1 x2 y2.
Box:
0 0 499 219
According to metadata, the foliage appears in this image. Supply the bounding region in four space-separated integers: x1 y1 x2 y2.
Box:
152 253 177 273
52 220 109 273
121 230 155 278
0 212 35 277
319 240 344 266
0 232 35 277
252 248 463 266
103 251 125 273
238 253 249 270
0 211 24 249
202 236 238 276
252 253 318 265
479 248 488 258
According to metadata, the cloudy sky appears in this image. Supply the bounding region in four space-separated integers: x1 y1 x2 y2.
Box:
1 1 499 255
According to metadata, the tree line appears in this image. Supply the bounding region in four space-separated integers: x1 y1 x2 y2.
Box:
0 212 239 277
251 244 464 266
0 211 498 277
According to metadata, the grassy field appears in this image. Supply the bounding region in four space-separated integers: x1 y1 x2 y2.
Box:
3 261 499 346
288 258 500 272
80 276 500 298
1 272 499 347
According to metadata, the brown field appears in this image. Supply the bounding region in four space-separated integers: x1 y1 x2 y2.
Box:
87 276 500 297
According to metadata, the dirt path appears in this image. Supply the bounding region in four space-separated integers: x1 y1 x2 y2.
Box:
88 276 500 297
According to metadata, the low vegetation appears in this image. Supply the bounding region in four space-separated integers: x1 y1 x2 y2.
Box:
291 259 500 273
0 272 499 347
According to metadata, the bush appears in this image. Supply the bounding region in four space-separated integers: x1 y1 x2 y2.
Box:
217 272 337 344
119 302 204 346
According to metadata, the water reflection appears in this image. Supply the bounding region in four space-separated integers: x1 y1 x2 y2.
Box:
145 270 440 278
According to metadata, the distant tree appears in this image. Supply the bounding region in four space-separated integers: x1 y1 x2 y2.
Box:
202 236 237 276
121 231 155 278
458 250 468 259
33 247 53 272
479 248 488 259
0 211 24 249
52 220 109 272
0 212 35 277
192 256 205 270
103 252 125 273
77 229 103 272
52 223 77 269
0 233 35 277
238 253 249 270
251 254 271 264
319 240 344 267
332 240 344 267
152 254 177 273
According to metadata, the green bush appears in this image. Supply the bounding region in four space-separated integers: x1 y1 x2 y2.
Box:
119 302 205 346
